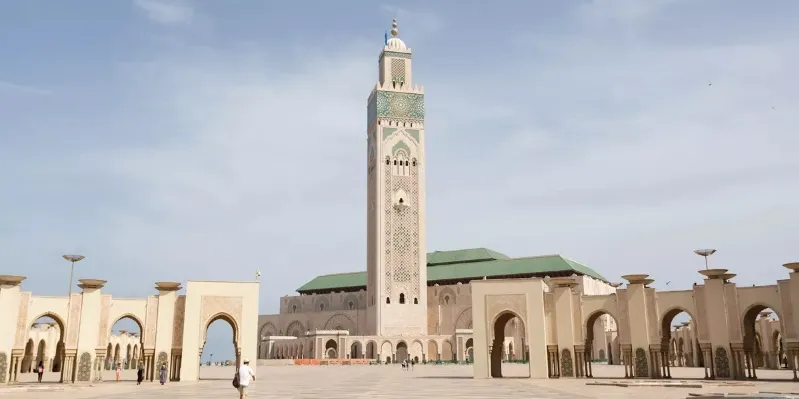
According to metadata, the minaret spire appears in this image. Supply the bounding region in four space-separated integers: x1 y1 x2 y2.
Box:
391 18 399 38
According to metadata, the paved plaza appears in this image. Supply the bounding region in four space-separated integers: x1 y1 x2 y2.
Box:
2 364 798 398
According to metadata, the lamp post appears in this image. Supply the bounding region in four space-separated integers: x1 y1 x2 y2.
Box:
693 249 716 270
61 254 84 383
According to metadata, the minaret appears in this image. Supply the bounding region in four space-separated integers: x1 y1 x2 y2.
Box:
366 19 428 336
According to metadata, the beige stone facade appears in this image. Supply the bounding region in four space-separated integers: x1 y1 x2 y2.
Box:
470 266 799 380
257 20 620 366
0 278 259 384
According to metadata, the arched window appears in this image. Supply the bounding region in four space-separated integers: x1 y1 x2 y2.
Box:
386 297 391 304
348 301 354 310
413 297 418 304
399 293 406 304
444 296 450 305
385 158 390 165
393 160 397 165
319 303 325 311
292 305 297 313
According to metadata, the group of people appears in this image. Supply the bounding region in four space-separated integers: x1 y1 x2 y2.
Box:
113 362 167 385
401 358 415 370
31 357 256 398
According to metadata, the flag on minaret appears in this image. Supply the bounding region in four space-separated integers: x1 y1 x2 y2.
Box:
384 30 388 45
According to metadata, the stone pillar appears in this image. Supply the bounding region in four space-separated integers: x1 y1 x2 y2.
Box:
551 277 578 377
0 276 25 385
621 275 654 378
74 279 106 383
154 282 181 380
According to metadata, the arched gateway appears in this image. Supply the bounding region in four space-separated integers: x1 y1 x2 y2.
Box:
472 265 799 381
0 277 258 384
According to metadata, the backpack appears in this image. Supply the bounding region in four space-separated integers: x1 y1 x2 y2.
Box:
38 366 43 374
232 370 240 389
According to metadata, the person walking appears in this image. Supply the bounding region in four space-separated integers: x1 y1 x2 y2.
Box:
159 363 167 385
136 363 144 385
115 363 122 382
36 361 44 383
237 359 256 399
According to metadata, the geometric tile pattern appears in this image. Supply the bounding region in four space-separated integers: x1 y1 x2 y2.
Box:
376 91 424 120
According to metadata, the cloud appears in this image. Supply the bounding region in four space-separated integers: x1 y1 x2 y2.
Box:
0 81 52 96
5 2 799 319
133 0 194 26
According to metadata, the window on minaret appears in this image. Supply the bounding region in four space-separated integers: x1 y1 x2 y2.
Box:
399 293 406 304
413 297 418 304
386 297 391 304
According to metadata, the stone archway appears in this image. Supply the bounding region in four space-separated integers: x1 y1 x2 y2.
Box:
396 341 409 363
199 312 240 379
490 311 525 378
325 339 338 359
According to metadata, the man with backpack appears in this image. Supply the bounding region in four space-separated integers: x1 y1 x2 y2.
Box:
233 358 255 398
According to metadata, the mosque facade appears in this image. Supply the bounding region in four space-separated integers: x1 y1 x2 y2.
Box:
256 20 619 364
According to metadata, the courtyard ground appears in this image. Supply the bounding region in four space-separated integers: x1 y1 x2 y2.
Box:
2 364 797 398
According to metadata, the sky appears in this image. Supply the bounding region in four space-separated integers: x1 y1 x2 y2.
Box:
2 0 798 362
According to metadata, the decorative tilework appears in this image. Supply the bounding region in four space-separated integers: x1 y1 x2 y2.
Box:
323 313 356 333
714 347 731 378
405 129 420 143
367 95 377 127
67 295 82 347
172 296 186 348
376 91 424 120
382 127 397 140
158 351 168 366
392 140 410 156
200 296 243 343
634 348 648 377
383 51 411 59
77 352 92 381
144 296 158 347
561 349 574 377
14 292 31 347
0 352 7 383
98 295 111 347
391 59 406 83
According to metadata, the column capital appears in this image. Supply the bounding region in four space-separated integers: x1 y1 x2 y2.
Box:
698 269 728 279
0 275 25 287
621 274 648 285
78 279 106 290
783 262 799 273
155 282 182 292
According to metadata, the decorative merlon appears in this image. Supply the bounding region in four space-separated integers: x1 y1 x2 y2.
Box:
0 275 25 287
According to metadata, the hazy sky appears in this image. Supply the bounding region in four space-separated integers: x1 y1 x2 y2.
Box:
2 0 797 361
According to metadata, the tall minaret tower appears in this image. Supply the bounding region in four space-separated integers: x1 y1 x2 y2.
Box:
366 19 428 336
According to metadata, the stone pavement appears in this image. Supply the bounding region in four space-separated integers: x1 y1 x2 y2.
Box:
2 364 798 398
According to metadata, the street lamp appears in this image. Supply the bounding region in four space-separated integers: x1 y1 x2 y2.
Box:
693 249 716 270
61 254 84 382
63 255 85 298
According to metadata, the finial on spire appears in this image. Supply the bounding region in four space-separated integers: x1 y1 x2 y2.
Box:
391 18 399 37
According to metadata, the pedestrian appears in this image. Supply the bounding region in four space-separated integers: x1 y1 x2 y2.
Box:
236 358 256 399
115 363 121 382
36 361 44 383
136 363 144 385
159 363 167 385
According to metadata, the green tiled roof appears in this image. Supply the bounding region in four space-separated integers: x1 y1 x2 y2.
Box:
295 248 607 293
427 248 509 265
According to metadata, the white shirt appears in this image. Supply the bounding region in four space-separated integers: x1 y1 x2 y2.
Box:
238 365 255 387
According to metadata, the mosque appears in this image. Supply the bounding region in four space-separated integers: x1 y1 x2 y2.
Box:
255 19 620 364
